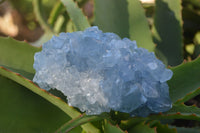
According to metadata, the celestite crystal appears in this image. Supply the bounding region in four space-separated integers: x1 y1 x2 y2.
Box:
33 26 173 116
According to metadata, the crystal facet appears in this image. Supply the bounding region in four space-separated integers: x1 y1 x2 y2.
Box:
33 26 173 116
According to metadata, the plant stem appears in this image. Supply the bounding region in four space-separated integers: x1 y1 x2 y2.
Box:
33 0 54 33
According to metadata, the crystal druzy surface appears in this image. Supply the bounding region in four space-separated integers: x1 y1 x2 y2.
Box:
33 26 173 116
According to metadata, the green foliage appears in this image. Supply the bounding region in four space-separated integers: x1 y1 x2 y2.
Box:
128 0 155 51
150 122 177 133
94 0 154 51
94 0 129 38
167 104 200 117
104 121 125 133
56 114 104 132
0 37 41 78
0 67 99 132
1 0 200 132
33 0 54 33
128 123 156 133
153 0 183 66
120 103 200 131
60 0 90 31
168 58 200 103
0 72 73 132
48 1 65 27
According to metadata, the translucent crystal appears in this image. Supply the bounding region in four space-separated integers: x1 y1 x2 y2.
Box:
33 26 173 117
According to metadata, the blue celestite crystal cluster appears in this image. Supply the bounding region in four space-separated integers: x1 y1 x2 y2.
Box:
33 26 173 117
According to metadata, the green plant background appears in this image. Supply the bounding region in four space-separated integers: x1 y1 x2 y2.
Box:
0 0 200 132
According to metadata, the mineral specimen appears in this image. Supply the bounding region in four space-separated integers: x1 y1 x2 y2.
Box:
33 26 173 116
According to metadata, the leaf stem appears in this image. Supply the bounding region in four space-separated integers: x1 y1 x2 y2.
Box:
33 0 54 33
56 113 109 132
48 1 64 26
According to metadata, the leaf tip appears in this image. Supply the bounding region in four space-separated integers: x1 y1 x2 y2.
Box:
176 112 181 115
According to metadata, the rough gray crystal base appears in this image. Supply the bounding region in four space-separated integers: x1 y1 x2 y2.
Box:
33 26 173 117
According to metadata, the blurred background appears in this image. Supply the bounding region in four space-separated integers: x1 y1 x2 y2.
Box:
0 0 200 60
0 0 94 42
1 0 200 129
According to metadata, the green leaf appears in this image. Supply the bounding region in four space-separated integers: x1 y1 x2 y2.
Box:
167 104 200 117
147 104 200 122
153 0 183 66
155 48 168 65
0 37 41 75
56 114 106 132
94 0 154 51
60 0 90 31
176 88 200 104
94 0 129 38
168 57 200 103
104 121 125 133
128 0 155 51
47 1 70 33
0 67 99 133
120 117 147 130
0 65 35 80
150 122 177 133
53 15 65 33
121 103 200 129
128 123 156 133
0 72 80 132
48 1 65 26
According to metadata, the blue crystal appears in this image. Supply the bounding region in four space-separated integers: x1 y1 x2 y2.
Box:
33 26 173 117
